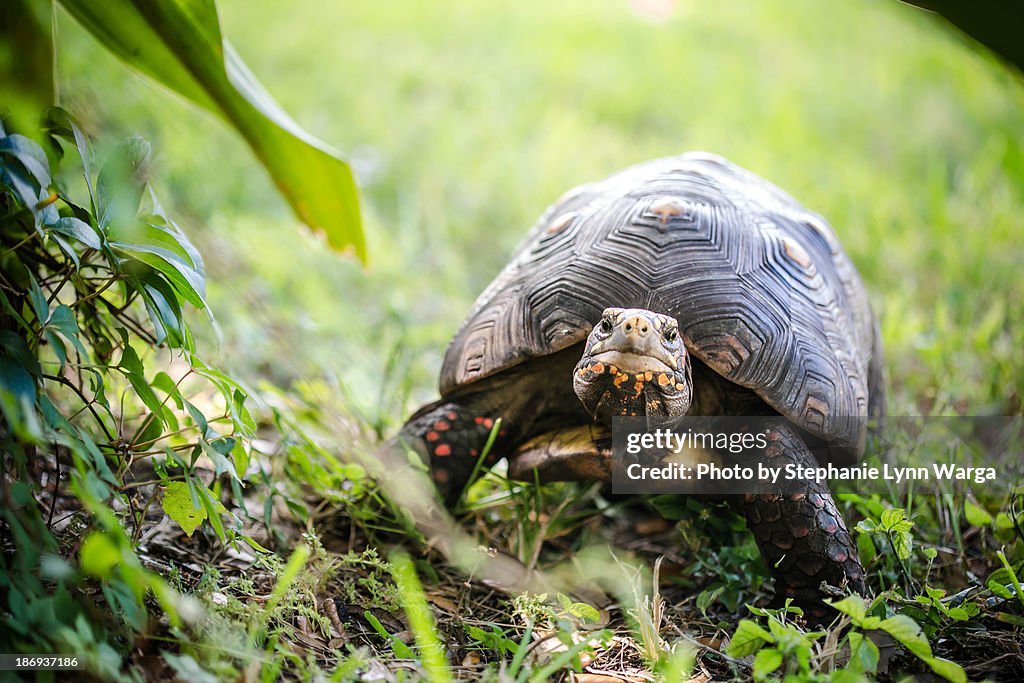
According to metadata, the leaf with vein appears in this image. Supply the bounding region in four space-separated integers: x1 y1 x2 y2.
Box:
58 0 365 259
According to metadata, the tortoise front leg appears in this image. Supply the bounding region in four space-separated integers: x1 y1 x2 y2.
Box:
396 398 510 506
741 421 865 615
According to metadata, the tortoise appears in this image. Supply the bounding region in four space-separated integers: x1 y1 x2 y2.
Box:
397 151 884 607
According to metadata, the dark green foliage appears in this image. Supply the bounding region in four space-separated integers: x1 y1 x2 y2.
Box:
0 110 257 675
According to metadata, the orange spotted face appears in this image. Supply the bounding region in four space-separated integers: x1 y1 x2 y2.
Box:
573 308 692 424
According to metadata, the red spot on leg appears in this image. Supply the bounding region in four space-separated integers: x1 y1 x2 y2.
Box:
446 411 457 420
482 418 494 429
499 429 507 437
426 431 440 442
469 449 478 457
434 444 452 457
432 468 449 483
434 420 450 430
590 362 605 374
474 416 485 425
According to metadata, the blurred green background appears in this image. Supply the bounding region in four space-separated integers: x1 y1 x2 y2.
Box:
52 0 1024 431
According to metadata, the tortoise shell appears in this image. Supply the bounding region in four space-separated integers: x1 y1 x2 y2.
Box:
439 152 882 456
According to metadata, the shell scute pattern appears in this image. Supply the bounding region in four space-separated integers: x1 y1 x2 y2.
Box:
439 152 879 454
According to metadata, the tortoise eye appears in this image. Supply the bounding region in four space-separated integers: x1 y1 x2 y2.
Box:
599 317 613 333
664 327 678 342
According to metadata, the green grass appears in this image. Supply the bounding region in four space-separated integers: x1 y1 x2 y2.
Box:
43 0 1024 679
54 0 1024 422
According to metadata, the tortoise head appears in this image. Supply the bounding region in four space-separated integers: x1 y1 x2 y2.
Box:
573 307 693 424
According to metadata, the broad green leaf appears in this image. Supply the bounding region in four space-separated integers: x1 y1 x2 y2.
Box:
162 481 206 536
200 437 239 481
118 341 145 376
752 648 783 678
988 568 1014 598
964 500 994 526
0 356 37 411
856 531 877 567
195 484 227 542
828 594 867 621
162 653 219 683
648 494 690 520
58 0 364 259
152 371 184 409
43 330 67 370
0 133 51 186
118 344 163 415
879 614 931 659
50 216 102 250
923 656 967 683
135 411 164 448
726 620 773 657
340 462 366 481
880 507 913 532
47 304 89 358
892 530 913 560
231 438 249 480
766 616 790 639
49 232 81 268
80 531 121 577
110 219 198 267
182 398 208 434
696 588 721 614
946 607 969 621
0 330 41 376
847 631 879 674
209 436 235 455
858 616 882 630
240 534 269 554
111 220 207 310
564 601 600 624
0 156 41 214
139 275 188 348
27 273 49 324
43 107 98 213
994 512 1016 530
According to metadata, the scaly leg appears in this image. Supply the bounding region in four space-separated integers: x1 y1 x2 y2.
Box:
740 421 865 617
395 398 510 506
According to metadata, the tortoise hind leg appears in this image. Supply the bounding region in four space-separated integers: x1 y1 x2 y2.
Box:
740 421 865 618
396 399 509 506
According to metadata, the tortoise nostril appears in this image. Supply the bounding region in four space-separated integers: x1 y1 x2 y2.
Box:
623 316 650 336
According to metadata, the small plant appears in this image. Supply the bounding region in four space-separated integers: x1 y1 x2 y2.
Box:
652 494 767 614
726 602 827 682
0 111 259 673
829 594 966 683
726 595 967 683
506 592 610 681
856 506 916 591
465 623 521 658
